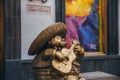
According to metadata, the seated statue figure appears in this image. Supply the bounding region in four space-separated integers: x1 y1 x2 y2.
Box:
28 22 85 80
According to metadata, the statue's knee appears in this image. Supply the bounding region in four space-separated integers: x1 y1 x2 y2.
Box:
66 75 79 80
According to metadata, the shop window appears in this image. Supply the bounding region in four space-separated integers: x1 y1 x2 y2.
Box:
3 0 119 60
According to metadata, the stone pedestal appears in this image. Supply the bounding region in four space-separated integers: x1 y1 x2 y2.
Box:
80 71 120 80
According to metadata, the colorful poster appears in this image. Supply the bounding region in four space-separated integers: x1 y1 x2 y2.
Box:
66 0 99 52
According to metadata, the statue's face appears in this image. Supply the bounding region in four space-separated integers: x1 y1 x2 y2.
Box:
49 35 66 47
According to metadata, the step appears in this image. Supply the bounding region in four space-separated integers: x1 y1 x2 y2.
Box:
80 71 120 80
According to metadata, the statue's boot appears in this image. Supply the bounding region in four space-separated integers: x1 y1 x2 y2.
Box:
66 75 79 80
79 77 86 80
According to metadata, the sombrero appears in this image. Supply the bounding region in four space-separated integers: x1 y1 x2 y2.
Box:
28 22 67 55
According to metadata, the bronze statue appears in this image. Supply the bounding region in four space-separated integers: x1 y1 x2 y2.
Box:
28 22 85 80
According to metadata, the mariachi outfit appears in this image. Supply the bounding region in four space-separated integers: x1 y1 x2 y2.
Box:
28 22 84 80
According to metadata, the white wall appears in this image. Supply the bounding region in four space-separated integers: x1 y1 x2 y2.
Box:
21 0 55 60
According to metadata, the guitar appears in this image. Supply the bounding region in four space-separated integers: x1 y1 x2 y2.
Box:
52 40 78 74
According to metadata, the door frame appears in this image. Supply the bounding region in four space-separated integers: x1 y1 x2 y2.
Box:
0 0 4 80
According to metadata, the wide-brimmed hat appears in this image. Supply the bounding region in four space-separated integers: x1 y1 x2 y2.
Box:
28 22 67 55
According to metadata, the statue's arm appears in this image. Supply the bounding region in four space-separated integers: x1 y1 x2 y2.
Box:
74 44 84 59
44 48 65 61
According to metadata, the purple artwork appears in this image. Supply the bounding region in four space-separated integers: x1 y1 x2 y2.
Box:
66 0 99 52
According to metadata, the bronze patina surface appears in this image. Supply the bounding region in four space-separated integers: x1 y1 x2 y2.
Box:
28 22 85 80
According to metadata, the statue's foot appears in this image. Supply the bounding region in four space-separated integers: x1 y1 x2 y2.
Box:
79 77 85 80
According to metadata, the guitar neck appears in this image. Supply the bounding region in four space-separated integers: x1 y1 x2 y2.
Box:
69 40 78 51
69 44 75 51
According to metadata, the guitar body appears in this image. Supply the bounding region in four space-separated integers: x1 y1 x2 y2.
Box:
52 48 76 74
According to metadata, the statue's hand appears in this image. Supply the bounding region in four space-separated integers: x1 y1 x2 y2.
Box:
74 45 84 59
54 52 66 61
74 45 83 52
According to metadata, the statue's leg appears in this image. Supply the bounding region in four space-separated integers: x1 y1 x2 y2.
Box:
51 76 65 80
50 71 65 80
65 63 80 80
79 77 86 80
32 68 51 80
66 74 79 80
